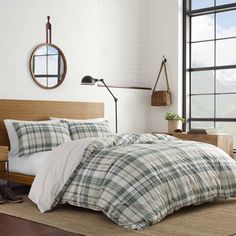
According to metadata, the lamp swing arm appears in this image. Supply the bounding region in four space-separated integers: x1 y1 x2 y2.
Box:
98 79 118 133
81 75 118 133
97 79 118 102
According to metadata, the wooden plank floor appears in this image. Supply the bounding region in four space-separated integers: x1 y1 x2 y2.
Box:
0 213 85 236
0 184 84 236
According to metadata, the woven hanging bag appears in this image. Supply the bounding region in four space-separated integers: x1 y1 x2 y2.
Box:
151 56 171 106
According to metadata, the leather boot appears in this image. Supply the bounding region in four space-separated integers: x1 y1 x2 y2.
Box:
1 188 23 203
0 192 6 204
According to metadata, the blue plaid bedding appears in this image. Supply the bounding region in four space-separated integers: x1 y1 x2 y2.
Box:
52 133 236 230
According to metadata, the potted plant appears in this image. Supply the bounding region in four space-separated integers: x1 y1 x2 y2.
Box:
165 111 185 133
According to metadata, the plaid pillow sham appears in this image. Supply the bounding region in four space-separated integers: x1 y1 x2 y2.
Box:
153 133 180 141
66 120 111 140
13 122 71 157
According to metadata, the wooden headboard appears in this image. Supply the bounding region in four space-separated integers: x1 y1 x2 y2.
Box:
0 99 104 147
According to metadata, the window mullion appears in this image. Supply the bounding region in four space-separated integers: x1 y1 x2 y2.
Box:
187 3 236 16
214 5 216 129
189 14 192 131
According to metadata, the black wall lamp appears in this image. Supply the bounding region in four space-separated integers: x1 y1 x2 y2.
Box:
81 75 118 133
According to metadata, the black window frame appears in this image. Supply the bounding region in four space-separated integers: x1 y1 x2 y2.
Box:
183 0 236 149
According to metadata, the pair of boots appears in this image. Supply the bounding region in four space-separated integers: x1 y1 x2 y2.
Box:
0 187 23 204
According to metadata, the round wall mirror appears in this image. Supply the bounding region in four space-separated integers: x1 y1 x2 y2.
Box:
29 43 67 89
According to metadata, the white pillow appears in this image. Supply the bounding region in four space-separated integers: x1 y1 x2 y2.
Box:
4 119 60 158
50 117 105 123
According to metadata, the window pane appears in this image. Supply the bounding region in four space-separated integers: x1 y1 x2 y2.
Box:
216 10 236 38
48 46 58 55
216 94 236 118
34 56 46 75
48 55 58 74
216 38 236 66
48 77 58 87
35 46 47 56
216 0 236 6
35 46 58 56
192 15 214 41
192 0 214 10
216 122 236 148
59 56 64 75
216 69 236 93
191 95 214 118
36 77 47 87
191 121 215 129
191 71 214 94
192 42 214 68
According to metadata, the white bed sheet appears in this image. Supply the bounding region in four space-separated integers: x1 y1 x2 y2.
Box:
29 138 94 212
8 151 51 176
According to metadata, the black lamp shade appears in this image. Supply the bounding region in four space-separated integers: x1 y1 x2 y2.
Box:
81 75 96 85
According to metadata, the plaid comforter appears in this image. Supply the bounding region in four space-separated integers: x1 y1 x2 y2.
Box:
54 133 236 230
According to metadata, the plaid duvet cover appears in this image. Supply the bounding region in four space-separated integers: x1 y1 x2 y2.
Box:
55 133 236 230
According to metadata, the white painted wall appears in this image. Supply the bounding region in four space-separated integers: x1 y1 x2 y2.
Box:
0 0 182 134
145 0 183 133
0 0 152 134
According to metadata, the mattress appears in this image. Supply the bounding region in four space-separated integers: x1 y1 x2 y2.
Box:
8 151 51 176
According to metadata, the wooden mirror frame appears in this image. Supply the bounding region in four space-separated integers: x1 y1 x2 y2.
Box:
29 43 67 89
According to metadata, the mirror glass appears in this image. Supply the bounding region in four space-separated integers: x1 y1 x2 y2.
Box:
30 43 67 89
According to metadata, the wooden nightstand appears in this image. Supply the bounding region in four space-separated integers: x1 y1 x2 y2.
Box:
171 133 233 157
0 146 9 187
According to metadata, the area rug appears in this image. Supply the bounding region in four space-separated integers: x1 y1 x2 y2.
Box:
0 196 236 236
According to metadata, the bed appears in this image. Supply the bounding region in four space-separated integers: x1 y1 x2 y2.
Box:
28 132 236 230
1 99 236 230
0 99 104 185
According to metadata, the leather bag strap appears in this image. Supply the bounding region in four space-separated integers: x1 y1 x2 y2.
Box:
152 56 170 92
163 60 170 91
46 16 52 44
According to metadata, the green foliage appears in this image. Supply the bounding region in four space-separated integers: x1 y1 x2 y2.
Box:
165 111 185 122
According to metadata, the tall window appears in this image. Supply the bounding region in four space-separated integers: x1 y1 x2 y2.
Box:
183 0 236 148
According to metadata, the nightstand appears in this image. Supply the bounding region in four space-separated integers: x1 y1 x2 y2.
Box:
0 146 9 187
171 133 233 157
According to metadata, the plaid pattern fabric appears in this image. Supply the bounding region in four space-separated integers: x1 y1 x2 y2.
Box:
53 133 236 230
67 120 111 140
13 122 71 157
152 133 179 141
